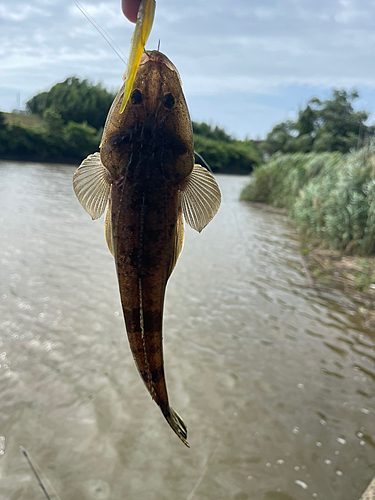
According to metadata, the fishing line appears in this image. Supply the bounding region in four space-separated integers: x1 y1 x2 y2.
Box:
74 1 127 64
194 151 213 174
186 411 238 500
20 447 61 500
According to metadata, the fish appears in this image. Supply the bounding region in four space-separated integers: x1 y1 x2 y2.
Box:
120 0 156 114
73 50 221 447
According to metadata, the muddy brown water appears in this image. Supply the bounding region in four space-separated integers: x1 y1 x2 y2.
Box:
0 161 374 500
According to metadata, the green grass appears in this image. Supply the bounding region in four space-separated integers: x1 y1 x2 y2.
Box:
354 258 375 291
241 142 375 256
4 112 44 128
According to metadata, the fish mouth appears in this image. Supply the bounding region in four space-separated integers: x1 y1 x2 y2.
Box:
140 50 180 76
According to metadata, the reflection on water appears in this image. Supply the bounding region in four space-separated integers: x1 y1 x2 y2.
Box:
0 161 374 500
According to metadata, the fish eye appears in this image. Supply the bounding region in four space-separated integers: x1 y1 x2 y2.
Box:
131 89 142 105
163 93 175 109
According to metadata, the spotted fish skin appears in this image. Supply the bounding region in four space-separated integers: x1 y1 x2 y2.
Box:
73 51 221 447
111 164 179 413
104 51 193 446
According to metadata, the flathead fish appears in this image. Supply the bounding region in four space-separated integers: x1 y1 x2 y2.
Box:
73 50 221 447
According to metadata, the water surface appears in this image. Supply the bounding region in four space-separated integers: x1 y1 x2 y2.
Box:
0 161 374 500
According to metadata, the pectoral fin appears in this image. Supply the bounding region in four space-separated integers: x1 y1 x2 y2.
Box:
168 206 185 278
180 165 221 232
104 198 114 257
73 152 112 220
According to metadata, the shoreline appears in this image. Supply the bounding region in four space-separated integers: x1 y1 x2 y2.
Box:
248 201 375 329
0 156 249 175
0 153 80 165
301 244 375 329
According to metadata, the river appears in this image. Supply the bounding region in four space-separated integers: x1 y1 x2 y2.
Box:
0 161 374 500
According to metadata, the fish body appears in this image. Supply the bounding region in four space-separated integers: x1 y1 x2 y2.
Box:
73 51 221 446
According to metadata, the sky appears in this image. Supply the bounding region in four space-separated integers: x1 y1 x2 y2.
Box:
1 0 375 139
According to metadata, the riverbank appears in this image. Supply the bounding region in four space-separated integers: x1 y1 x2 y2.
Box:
241 145 375 329
246 200 375 329
300 242 375 329
240 146 375 256
0 153 80 165
0 110 259 174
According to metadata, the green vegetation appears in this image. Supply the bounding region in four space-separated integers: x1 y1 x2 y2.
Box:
241 88 375 259
4 112 44 128
353 259 375 291
0 77 259 172
26 77 115 131
263 89 373 155
240 151 341 207
0 109 99 163
241 143 375 255
0 78 112 162
192 122 260 174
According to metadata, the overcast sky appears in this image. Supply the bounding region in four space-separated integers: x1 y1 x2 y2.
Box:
1 0 375 138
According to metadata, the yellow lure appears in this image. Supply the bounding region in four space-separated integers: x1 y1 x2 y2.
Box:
120 0 156 114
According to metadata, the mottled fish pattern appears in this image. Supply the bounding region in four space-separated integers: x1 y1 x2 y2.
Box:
73 51 221 446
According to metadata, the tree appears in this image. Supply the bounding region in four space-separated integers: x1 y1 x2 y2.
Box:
0 112 7 130
26 77 116 130
263 89 374 155
296 105 316 136
0 112 9 154
192 122 233 143
193 134 260 174
309 90 372 152
43 107 64 137
63 121 99 158
192 121 261 173
263 121 296 155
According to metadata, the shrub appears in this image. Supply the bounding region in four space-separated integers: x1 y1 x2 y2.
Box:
241 142 375 255
193 134 260 174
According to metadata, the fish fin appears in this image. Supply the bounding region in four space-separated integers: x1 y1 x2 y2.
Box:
104 197 114 256
164 406 189 448
168 206 185 278
73 152 112 220
180 164 221 233
120 0 156 114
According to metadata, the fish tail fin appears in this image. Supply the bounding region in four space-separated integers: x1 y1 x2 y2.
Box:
164 406 189 448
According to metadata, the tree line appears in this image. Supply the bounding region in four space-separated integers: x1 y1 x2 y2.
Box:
241 90 375 256
1 79 373 169
0 77 259 173
262 89 374 155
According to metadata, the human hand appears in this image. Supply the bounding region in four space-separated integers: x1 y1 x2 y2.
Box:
122 0 141 22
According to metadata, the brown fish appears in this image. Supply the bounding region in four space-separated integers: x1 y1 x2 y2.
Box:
73 50 221 447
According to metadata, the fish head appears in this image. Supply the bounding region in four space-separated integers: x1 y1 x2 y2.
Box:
100 50 194 185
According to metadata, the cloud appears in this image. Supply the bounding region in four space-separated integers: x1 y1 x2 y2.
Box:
0 3 50 21
68 1 129 28
1 0 375 137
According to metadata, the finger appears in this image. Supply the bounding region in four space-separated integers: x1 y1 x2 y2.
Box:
121 0 141 23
